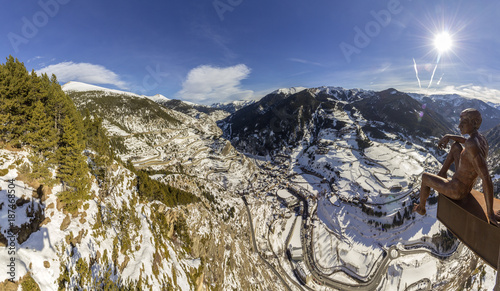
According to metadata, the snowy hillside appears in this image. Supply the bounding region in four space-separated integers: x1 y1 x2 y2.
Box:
62 81 144 98
219 86 499 290
64 83 498 290
220 87 455 156
5 82 488 290
0 149 204 290
155 99 230 124
211 100 256 114
62 81 170 104
409 92 500 131
61 86 286 290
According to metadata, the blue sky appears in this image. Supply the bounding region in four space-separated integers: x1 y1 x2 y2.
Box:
2 0 500 105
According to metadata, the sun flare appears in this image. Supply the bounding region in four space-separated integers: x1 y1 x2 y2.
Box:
434 32 453 53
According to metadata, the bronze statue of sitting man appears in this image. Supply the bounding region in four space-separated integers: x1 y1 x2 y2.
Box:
413 108 500 227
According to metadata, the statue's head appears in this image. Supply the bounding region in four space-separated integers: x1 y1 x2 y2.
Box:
460 108 482 131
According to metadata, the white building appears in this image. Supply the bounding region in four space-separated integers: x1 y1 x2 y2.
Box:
288 245 303 261
277 189 299 208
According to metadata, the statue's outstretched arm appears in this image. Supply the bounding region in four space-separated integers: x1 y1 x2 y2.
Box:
438 134 466 149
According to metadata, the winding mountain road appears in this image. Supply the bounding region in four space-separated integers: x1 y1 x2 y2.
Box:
299 193 452 291
241 196 295 291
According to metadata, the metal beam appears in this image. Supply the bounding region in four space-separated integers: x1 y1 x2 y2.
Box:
437 190 500 270
495 244 499 291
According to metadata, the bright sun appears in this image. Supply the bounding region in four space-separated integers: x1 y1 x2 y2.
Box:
434 32 453 53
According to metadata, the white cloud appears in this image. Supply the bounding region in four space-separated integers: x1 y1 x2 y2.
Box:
177 64 253 104
437 84 500 105
288 58 325 67
404 84 500 106
37 62 128 89
27 56 43 63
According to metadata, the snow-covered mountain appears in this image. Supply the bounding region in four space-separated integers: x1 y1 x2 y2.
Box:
62 81 171 104
218 85 499 289
63 83 500 290
409 92 500 131
147 93 170 103
210 100 256 114
155 99 230 123
0 81 279 290
486 124 500 179
63 81 144 98
220 87 455 156
487 101 500 111
2 81 497 290
63 81 254 117
60 84 275 290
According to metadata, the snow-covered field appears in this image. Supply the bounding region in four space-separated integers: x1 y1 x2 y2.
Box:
245 101 499 290
47 83 498 290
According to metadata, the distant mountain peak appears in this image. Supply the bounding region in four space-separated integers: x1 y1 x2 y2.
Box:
62 81 107 92
272 87 308 95
62 81 141 97
62 81 173 103
408 92 500 131
380 88 399 94
148 93 170 103
210 100 256 114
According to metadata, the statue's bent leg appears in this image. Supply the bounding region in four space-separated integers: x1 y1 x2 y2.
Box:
438 142 463 178
415 173 452 215
414 173 435 215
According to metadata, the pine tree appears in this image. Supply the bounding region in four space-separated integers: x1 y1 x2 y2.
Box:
0 56 32 143
28 153 52 183
25 100 58 156
56 115 90 212
83 110 113 163
24 103 55 185
0 56 92 212
0 62 8 141
46 74 72 136
83 109 116 198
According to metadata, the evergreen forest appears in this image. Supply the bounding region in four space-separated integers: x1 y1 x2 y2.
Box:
0 56 198 213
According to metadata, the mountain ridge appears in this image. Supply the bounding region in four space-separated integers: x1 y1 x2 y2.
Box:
3 58 498 290
219 87 458 156
409 92 500 131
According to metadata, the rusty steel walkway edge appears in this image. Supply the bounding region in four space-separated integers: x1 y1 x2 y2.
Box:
437 189 500 270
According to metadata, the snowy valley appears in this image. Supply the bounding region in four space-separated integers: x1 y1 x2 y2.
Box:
1 80 499 290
